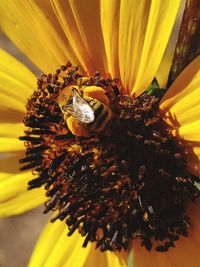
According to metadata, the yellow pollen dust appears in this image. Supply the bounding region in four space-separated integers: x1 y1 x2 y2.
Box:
83 86 110 106
67 116 90 137
143 212 149 222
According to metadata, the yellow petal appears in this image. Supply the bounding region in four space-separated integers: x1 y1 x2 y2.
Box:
0 137 25 152
160 56 200 120
156 47 174 89
0 153 23 174
187 199 200 247
156 3 185 88
156 42 176 89
0 1 77 73
106 251 127 267
158 204 200 267
0 171 46 216
84 244 108 267
0 134 25 174
160 56 200 175
172 121 200 142
117 0 180 95
0 172 11 180
0 48 36 89
0 49 36 113
0 109 24 124
0 122 24 137
0 93 25 113
170 241 200 266
51 0 107 75
29 220 91 267
133 240 169 267
171 121 200 176
100 0 120 79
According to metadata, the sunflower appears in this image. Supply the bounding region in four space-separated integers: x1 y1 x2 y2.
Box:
0 0 200 266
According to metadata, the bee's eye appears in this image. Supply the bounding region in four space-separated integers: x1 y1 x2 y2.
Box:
67 97 73 105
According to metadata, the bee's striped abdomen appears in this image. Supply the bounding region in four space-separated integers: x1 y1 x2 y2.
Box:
86 98 112 132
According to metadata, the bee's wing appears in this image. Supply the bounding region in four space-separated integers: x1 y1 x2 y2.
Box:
72 89 95 123
61 104 77 118
62 89 95 124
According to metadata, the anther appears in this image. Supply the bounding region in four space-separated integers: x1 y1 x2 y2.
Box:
19 136 43 144
20 160 42 171
26 145 50 155
19 154 43 163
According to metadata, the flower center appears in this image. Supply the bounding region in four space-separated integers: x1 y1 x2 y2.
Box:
19 62 200 252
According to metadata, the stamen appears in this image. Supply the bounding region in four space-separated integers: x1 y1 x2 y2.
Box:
19 63 200 253
26 145 50 155
19 160 43 171
19 154 43 163
19 136 43 144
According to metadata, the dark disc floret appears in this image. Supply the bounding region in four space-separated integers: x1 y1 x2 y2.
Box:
19 62 200 252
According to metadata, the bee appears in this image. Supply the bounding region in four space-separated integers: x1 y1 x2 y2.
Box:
58 87 112 132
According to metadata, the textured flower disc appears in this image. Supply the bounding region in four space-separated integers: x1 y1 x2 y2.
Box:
19 63 200 253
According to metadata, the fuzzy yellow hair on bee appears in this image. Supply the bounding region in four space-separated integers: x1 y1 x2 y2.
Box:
58 85 112 133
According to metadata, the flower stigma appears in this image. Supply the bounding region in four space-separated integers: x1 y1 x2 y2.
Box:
19 62 200 253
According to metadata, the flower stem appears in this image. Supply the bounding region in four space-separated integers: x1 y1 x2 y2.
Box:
167 0 200 86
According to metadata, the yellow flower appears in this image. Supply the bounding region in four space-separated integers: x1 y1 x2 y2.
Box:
0 0 200 267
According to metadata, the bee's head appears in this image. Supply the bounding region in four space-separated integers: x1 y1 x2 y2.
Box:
57 85 79 109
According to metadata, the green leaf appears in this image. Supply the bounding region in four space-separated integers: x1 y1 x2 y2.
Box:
146 88 168 98
145 78 167 99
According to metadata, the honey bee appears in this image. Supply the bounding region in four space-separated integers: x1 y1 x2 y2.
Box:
58 87 112 132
